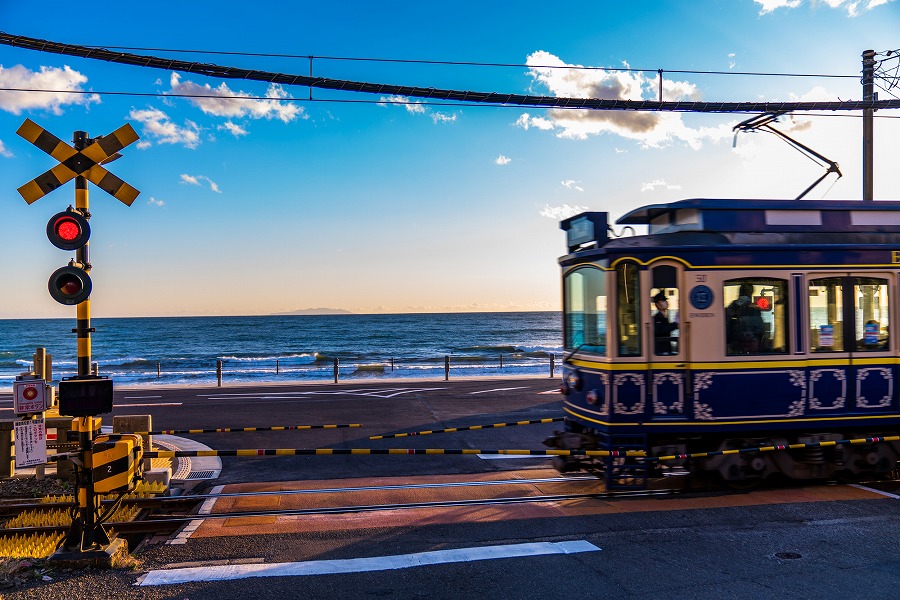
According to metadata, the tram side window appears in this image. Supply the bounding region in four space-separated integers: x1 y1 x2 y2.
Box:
855 278 889 351
724 278 789 355
563 266 607 354
617 262 641 356
809 278 844 352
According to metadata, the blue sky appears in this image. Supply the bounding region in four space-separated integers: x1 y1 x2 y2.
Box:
1 0 898 318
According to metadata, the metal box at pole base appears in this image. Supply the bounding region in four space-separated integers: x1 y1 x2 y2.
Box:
92 434 143 494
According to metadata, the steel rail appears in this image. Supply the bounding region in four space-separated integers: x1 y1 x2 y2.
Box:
0 488 677 537
0 476 601 514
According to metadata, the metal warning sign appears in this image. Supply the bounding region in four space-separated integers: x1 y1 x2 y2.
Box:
14 418 47 468
13 379 47 414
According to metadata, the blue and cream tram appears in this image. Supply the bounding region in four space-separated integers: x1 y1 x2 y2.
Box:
547 198 900 488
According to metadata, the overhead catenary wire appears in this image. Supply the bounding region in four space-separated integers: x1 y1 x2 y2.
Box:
77 44 862 80
1 87 900 118
1 32 899 114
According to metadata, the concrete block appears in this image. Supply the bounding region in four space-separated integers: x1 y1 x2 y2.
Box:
112 414 152 470
143 467 171 490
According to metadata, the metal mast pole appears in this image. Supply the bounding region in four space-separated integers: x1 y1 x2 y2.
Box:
61 130 107 552
862 49 876 201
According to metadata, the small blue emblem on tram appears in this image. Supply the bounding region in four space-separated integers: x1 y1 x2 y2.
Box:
689 285 713 310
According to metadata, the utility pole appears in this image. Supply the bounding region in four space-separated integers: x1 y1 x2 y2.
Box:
862 49 876 201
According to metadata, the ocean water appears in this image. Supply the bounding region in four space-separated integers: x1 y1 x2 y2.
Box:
0 312 562 390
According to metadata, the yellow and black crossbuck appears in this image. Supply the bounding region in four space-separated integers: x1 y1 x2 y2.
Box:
16 119 140 205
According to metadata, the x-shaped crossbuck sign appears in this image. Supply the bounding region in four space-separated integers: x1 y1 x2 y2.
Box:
16 119 141 205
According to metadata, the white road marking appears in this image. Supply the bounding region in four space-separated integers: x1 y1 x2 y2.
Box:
848 483 900 499
538 389 560 395
138 540 601 585
113 402 183 408
468 387 529 395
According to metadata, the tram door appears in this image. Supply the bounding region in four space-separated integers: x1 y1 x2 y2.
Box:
649 264 687 419
807 275 893 413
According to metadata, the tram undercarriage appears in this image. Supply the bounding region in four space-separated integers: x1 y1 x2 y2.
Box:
544 424 900 489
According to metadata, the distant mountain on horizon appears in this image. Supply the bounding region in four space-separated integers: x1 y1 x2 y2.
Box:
271 307 354 316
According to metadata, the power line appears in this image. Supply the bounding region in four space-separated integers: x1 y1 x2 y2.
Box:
3 87 900 118
79 44 860 80
1 32 898 114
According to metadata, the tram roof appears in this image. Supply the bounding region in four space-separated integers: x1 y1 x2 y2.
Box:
616 198 900 233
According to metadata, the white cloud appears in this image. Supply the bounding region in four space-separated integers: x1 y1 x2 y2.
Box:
218 121 248 137
180 173 221 193
379 95 458 123
148 197 165 207
755 0 802 13
0 139 11 158
495 155 512 165
0 64 100 115
641 179 682 192
169 73 305 123
518 51 731 149
540 203 589 219
728 53 737 70
562 179 585 192
431 112 457 123
756 0 896 14
129 107 201 148
379 95 426 114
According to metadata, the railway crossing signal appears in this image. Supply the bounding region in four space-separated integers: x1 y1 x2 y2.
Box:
15 119 141 558
16 118 139 205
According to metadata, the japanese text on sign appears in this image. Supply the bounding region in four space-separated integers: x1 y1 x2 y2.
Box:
14 418 47 468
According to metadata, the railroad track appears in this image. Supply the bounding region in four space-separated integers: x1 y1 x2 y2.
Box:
0 476 676 538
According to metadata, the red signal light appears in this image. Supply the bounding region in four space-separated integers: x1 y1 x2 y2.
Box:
56 218 81 241
47 210 90 251
754 296 772 311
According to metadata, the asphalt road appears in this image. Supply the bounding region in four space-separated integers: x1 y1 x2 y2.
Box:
107 375 565 485
5 376 900 599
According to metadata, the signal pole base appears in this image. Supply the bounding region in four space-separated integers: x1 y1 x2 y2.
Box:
47 537 128 570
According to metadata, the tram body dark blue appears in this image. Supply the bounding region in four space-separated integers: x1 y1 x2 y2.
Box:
547 199 900 488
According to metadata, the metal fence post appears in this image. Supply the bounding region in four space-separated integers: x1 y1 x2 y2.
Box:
444 355 450 380
276 359 280 375
157 361 161 378
390 357 394 372
499 354 503 369
334 358 339 383
216 359 223 387
550 354 555 378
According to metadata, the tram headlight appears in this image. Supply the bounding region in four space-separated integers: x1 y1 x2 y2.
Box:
565 370 583 392
586 389 599 405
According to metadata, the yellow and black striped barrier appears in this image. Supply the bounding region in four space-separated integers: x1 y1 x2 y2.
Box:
369 418 563 440
128 424 363 435
140 448 644 458
44 434 900 464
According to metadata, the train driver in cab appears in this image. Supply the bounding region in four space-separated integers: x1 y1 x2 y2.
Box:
652 290 678 355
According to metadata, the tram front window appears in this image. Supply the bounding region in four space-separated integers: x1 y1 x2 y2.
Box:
617 262 641 357
564 266 607 354
724 278 789 355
